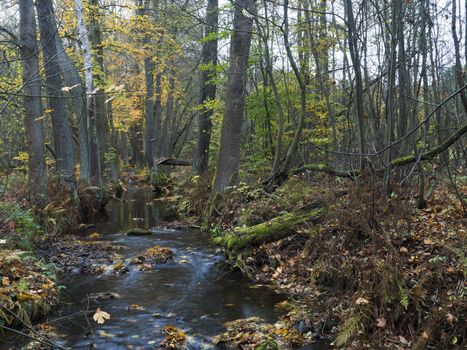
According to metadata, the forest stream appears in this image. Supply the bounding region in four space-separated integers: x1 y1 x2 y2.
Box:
19 186 324 350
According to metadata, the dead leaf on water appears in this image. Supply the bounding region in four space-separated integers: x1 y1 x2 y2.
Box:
93 308 111 324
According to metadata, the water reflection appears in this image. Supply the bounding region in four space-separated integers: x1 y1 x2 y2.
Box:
35 187 286 349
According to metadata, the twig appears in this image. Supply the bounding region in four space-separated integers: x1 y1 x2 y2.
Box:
0 324 67 350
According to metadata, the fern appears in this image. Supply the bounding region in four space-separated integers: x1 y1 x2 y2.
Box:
399 282 410 310
16 303 32 326
335 314 361 346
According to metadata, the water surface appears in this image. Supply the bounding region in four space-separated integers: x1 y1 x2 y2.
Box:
41 186 285 349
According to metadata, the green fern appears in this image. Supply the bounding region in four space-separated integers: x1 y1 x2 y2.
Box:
399 282 410 310
335 314 361 346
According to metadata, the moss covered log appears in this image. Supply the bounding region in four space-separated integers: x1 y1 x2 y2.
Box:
213 208 324 252
126 228 152 236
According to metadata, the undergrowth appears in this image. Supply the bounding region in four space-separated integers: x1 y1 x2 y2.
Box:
208 173 466 349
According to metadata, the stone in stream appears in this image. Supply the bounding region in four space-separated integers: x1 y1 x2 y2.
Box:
126 228 152 236
130 245 175 265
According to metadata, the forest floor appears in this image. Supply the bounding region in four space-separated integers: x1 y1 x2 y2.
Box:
176 170 467 349
0 168 465 349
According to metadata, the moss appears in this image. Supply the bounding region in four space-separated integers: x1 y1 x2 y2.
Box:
277 177 317 210
390 154 416 167
255 340 278 350
126 228 152 236
215 208 324 252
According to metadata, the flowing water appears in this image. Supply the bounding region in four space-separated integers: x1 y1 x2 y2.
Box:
43 186 286 349
11 186 329 349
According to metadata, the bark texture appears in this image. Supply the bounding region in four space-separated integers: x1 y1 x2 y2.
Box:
194 0 218 174
19 0 48 205
212 0 254 193
37 0 77 198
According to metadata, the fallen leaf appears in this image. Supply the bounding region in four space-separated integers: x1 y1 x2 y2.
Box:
130 304 145 311
423 238 435 245
89 232 100 239
399 335 409 345
61 83 80 92
376 317 386 328
356 297 369 305
93 308 111 324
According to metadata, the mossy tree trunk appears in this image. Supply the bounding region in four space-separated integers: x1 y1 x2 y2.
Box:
213 208 324 252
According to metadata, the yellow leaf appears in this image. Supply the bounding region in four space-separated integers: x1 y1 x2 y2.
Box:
93 308 111 324
2 277 10 286
423 238 435 245
89 232 100 239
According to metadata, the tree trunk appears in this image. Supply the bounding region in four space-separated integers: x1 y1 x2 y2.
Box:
54 35 91 183
154 73 163 158
130 123 144 167
19 0 48 205
144 56 155 168
263 0 309 190
36 0 77 200
89 0 110 180
162 75 175 157
74 0 102 188
344 0 366 169
451 0 467 114
214 209 324 252
255 0 285 174
139 0 155 168
212 0 254 193
194 0 218 174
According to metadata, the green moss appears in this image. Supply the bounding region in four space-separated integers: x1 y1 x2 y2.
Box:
276 177 318 210
390 154 415 167
255 340 278 350
215 208 324 252
126 228 152 236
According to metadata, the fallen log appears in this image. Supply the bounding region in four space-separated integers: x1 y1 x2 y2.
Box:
292 118 467 179
292 163 360 178
213 208 324 252
156 158 191 166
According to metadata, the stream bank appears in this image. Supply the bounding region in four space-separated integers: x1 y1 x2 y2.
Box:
201 175 466 349
2 185 330 349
